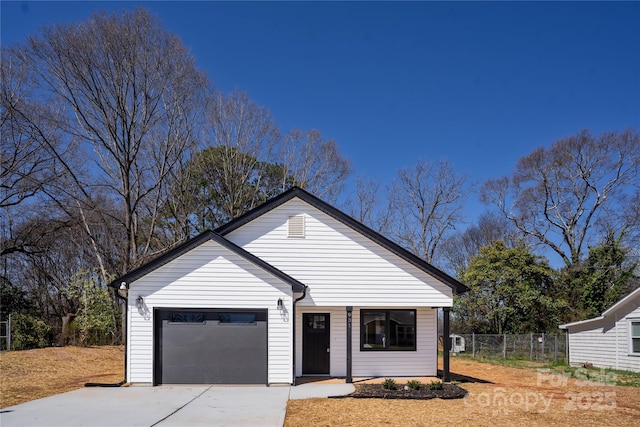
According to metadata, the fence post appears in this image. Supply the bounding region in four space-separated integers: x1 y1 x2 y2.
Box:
541 333 545 361
503 334 507 359
0 314 10 351
530 333 533 361
554 334 558 362
472 333 475 357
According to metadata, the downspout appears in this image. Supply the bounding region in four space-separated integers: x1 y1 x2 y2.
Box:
291 285 308 386
565 329 569 366
615 313 619 371
85 285 128 387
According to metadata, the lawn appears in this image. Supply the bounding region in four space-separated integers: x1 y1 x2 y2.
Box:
452 353 640 388
0 346 124 408
2 346 639 426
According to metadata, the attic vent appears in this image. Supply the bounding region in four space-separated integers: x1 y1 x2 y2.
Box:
288 215 305 238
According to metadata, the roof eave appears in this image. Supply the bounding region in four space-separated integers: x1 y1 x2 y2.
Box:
109 230 305 293
559 287 640 330
559 316 605 329
602 287 640 316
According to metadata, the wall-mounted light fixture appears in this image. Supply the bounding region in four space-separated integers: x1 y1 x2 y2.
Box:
136 295 144 310
277 298 284 311
117 282 128 297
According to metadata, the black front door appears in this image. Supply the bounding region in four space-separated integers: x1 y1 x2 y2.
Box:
302 313 330 375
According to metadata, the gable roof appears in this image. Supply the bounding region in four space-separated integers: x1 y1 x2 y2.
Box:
108 230 305 292
559 286 640 329
216 186 468 295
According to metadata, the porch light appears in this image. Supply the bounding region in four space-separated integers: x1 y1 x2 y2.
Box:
277 298 284 311
117 282 128 297
136 295 144 310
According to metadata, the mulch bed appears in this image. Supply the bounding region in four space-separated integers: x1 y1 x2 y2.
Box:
339 383 467 400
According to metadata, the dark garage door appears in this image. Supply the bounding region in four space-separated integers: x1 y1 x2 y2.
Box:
154 308 267 385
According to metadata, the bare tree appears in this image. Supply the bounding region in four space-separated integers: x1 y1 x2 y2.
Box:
1 46 87 267
21 9 209 273
280 129 351 203
157 90 283 238
480 129 640 268
345 175 393 234
439 211 521 275
628 190 640 228
159 92 351 238
2 8 356 346
203 89 280 218
0 48 67 209
389 159 468 264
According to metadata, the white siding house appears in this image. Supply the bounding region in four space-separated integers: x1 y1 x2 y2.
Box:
559 287 640 373
111 187 467 385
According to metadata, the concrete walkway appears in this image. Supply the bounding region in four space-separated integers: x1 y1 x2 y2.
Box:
0 383 354 427
289 382 354 400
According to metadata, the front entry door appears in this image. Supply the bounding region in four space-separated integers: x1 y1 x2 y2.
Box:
302 313 330 375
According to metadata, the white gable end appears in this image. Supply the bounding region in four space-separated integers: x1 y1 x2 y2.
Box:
127 239 294 384
225 197 453 307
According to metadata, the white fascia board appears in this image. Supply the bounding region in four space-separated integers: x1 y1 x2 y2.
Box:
559 288 640 330
602 287 640 317
559 316 605 330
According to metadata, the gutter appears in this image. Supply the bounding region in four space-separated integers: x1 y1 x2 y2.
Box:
291 285 308 386
85 285 128 387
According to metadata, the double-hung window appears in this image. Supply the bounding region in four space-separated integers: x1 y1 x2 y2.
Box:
630 319 640 355
360 309 416 351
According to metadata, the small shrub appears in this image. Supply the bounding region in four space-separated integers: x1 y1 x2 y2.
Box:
67 271 117 346
382 378 397 390
406 379 422 390
429 380 444 390
11 313 51 350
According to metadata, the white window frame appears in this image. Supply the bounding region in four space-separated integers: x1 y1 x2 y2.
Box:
628 318 640 356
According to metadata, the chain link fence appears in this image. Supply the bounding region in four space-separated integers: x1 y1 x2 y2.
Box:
0 315 11 351
450 333 567 363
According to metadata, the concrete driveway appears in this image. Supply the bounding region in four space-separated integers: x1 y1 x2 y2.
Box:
0 383 354 427
0 386 291 427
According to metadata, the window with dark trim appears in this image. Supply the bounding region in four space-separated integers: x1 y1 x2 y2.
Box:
360 309 416 351
630 320 640 355
218 312 257 324
168 312 205 323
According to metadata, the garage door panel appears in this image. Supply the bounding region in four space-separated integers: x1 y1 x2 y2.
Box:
155 309 267 384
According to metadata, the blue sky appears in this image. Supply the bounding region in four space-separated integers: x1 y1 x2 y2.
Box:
2 1 639 224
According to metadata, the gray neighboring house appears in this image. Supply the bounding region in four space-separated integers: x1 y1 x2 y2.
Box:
559 287 640 372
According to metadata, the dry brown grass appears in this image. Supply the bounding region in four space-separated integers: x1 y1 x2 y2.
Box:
2 346 639 426
286 358 640 426
0 346 124 408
